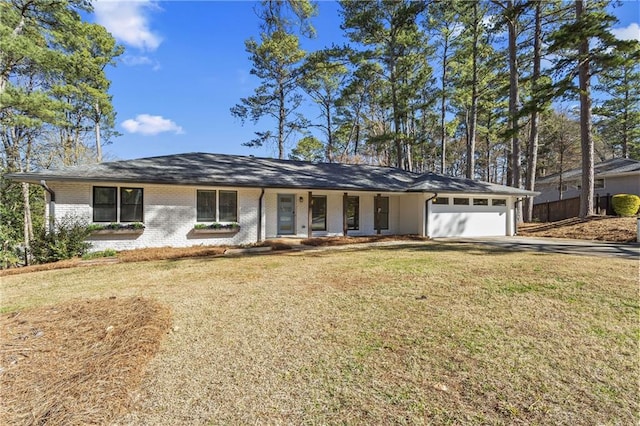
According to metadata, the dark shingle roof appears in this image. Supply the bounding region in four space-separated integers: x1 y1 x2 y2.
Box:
5 152 537 196
536 158 640 184
408 172 535 196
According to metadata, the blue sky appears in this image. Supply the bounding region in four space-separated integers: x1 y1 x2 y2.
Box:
93 0 640 161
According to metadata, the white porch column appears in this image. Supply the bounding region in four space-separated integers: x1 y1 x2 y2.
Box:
420 195 428 238
506 197 515 236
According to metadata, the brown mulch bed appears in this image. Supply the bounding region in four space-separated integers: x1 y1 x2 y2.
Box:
0 246 229 277
301 234 428 247
519 216 637 243
117 245 227 262
0 297 172 425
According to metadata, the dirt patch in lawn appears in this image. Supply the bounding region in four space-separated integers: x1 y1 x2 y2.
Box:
0 297 171 425
519 216 637 243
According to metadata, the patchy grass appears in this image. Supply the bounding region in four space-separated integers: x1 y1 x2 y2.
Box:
0 243 637 424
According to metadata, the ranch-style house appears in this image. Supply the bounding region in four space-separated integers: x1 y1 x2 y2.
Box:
6 153 538 251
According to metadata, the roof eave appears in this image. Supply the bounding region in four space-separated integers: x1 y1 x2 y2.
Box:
406 188 539 197
3 173 411 193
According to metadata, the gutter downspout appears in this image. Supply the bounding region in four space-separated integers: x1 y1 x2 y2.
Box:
39 180 55 233
257 188 265 243
424 193 438 238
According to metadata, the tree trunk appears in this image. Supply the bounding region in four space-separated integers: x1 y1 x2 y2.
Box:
524 1 542 222
391 70 403 169
622 67 629 158
507 0 520 188
577 0 594 217
21 183 33 251
507 1 523 223
95 102 102 162
466 1 479 180
0 15 26 94
558 144 564 201
278 84 285 159
326 99 334 162
440 34 449 174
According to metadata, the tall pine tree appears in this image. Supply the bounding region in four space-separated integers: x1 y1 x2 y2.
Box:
231 0 317 159
549 0 638 217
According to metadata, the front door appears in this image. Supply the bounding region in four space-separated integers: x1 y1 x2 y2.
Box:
277 194 295 235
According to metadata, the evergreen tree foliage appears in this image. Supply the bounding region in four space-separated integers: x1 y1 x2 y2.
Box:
231 0 317 159
0 0 121 260
289 135 325 162
340 0 433 170
594 50 640 160
549 0 639 217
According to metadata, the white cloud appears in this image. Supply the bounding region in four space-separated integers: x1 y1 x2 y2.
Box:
611 22 640 41
122 114 184 136
121 55 161 71
94 0 163 51
122 55 152 66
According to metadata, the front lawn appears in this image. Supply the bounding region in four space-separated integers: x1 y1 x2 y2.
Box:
1 242 637 424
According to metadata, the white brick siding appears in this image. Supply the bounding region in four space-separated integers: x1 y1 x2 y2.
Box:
47 181 261 251
43 182 519 251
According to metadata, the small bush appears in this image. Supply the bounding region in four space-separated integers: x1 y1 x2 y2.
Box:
611 194 640 217
30 216 92 264
0 224 23 269
1 245 22 269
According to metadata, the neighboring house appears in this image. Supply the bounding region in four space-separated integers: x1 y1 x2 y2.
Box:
534 158 640 204
6 153 536 251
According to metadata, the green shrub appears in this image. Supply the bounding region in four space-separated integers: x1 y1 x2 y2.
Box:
611 194 640 217
0 222 22 269
0 245 22 269
30 216 93 264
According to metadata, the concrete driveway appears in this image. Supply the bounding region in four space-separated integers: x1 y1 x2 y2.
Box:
433 236 640 260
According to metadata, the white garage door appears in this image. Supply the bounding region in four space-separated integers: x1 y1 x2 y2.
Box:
429 199 508 237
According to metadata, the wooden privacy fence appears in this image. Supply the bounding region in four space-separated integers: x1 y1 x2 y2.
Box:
533 194 613 222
